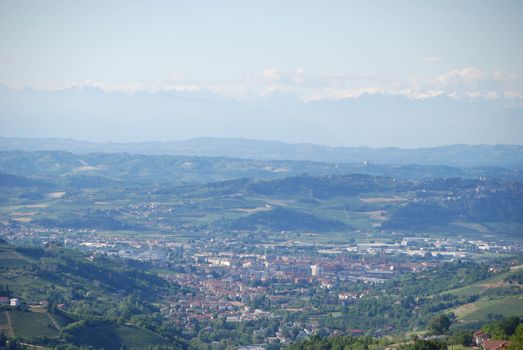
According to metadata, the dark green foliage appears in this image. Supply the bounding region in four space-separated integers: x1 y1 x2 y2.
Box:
288 335 374 350
32 248 168 297
449 330 472 346
384 202 454 228
479 316 523 350
483 316 521 339
384 182 523 228
0 338 27 350
508 324 523 350
64 321 175 350
227 206 347 232
505 270 523 284
404 338 447 350
396 262 491 296
0 243 183 349
331 261 490 332
35 209 143 230
428 314 451 335
246 174 407 199
0 171 50 188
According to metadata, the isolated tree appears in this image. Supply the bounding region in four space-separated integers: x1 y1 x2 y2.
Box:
428 313 451 335
410 338 447 350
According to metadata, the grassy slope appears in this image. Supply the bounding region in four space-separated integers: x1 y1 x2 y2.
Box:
446 266 523 324
75 324 171 350
446 266 523 297
456 295 523 321
0 246 33 267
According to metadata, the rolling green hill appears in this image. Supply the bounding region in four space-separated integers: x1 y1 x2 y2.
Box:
445 266 523 326
1 167 522 235
0 171 51 188
0 150 521 187
0 242 184 349
226 206 349 232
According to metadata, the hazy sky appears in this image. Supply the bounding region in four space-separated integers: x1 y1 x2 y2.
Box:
1 0 522 100
0 1 522 146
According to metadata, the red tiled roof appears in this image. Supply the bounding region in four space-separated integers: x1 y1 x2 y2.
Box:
483 339 509 350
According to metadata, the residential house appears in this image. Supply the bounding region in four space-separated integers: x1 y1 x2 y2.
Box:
482 339 510 350
473 330 510 350
473 331 490 347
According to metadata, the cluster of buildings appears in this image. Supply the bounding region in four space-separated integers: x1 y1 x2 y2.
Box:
0 297 20 307
473 330 511 350
1 218 521 342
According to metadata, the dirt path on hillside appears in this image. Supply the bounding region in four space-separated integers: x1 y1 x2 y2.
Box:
4 311 14 338
13 250 33 264
46 312 60 330
19 342 51 349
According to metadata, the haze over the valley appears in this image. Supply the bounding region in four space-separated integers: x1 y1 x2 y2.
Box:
1 2 523 349
1 86 523 147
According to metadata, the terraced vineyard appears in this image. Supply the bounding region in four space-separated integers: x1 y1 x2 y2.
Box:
74 324 172 350
6 310 60 340
0 311 14 338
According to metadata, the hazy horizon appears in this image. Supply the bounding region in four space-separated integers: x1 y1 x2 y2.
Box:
1 1 523 147
0 134 522 150
1 3 523 346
